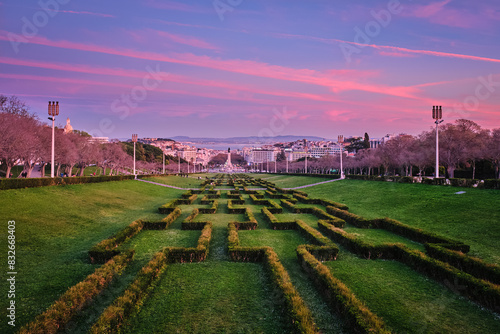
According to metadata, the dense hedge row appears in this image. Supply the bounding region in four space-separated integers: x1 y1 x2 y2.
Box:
166 222 212 262
0 175 137 190
90 251 167 333
371 218 470 253
326 206 371 228
143 207 182 230
227 199 246 214
19 251 134 334
296 246 389 334
226 223 318 333
425 244 500 285
318 222 500 314
158 195 197 213
293 193 349 210
89 220 143 263
199 200 218 214
346 174 500 189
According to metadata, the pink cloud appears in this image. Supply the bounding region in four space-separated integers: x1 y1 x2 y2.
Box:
402 0 490 29
53 9 114 18
156 30 219 51
378 51 417 58
0 32 420 100
144 0 207 13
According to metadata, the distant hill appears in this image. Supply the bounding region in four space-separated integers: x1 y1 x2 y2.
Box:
170 135 329 144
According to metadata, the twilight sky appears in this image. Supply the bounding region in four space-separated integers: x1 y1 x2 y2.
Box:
1 0 499 140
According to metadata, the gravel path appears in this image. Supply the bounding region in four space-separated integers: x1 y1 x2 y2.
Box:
137 177 342 190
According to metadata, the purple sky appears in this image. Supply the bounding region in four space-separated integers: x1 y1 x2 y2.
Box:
1 0 499 140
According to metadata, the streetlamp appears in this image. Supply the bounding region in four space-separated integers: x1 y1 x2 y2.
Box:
132 134 138 178
162 149 165 174
274 155 277 173
178 151 181 174
338 135 344 179
48 101 59 178
432 106 444 178
304 139 308 174
286 153 289 173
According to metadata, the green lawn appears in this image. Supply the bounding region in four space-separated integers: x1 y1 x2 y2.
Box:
303 179 500 264
1 175 499 333
326 250 500 333
147 175 205 188
0 180 182 333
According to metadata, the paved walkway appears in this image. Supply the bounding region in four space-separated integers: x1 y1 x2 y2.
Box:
137 177 342 190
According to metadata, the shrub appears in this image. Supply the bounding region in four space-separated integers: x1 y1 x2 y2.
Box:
166 222 212 263
371 217 470 252
20 251 134 334
296 246 389 334
144 207 182 230
0 175 136 191
227 200 246 214
199 200 218 214
90 251 167 333
326 206 371 228
425 244 500 285
89 220 143 263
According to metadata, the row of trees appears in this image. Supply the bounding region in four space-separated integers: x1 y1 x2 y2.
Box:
263 119 500 179
0 95 194 178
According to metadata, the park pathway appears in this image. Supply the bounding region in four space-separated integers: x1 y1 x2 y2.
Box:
137 177 342 190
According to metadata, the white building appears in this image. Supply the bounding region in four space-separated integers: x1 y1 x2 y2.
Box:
247 149 276 163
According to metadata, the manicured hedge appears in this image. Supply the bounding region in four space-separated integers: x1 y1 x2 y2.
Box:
226 224 318 333
19 251 134 334
318 222 392 259
89 220 143 263
425 243 500 285
166 222 212 262
318 222 500 314
199 200 218 214
371 217 470 253
227 200 246 214
144 207 182 230
0 175 137 190
296 246 389 334
326 206 371 228
90 251 167 333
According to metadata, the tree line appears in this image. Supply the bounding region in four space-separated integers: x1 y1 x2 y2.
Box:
0 95 187 178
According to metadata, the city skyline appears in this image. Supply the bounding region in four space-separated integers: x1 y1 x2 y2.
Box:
1 0 499 139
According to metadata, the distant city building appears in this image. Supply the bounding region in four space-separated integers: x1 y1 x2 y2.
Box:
177 150 197 162
89 136 109 144
247 148 276 163
309 146 340 158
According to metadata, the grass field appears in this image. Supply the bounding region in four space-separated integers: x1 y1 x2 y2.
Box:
1 174 499 333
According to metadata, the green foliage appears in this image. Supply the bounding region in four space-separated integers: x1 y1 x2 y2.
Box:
19 251 134 334
0 175 136 190
144 207 182 230
89 220 143 263
296 246 389 334
90 251 167 334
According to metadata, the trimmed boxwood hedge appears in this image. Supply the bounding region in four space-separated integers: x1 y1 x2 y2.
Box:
296 246 389 334
90 251 167 334
0 175 138 190
318 222 500 314
326 206 371 228
89 220 143 263
227 223 318 333
371 217 470 253
425 243 500 285
19 251 134 334
143 207 182 230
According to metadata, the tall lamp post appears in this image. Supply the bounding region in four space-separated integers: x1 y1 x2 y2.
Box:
48 101 59 178
432 106 443 178
132 134 138 178
162 149 165 174
304 139 308 174
338 135 344 179
178 151 181 174
286 153 289 173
